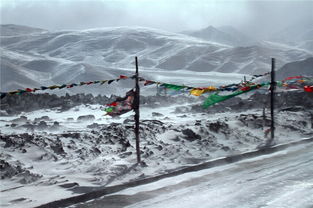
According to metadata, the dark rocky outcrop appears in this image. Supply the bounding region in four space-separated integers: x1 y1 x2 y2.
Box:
77 115 95 122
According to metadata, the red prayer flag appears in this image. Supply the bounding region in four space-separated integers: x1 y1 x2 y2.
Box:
144 80 154 86
304 86 313 92
240 86 251 91
283 76 303 81
107 102 118 107
119 75 128 79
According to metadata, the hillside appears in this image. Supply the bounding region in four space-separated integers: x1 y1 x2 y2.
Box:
1 24 312 93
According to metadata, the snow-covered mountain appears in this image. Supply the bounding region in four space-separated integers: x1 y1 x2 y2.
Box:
1 24 312 93
0 24 47 36
182 25 256 47
269 21 313 53
276 57 313 80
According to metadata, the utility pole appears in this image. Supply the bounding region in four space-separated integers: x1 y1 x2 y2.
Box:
134 57 141 164
268 58 275 145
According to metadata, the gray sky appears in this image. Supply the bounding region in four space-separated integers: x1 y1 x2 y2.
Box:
1 0 312 38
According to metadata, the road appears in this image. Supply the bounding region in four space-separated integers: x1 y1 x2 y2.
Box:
73 143 313 208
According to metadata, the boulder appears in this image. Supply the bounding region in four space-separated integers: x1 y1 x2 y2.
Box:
152 112 164 117
77 115 95 122
181 129 201 141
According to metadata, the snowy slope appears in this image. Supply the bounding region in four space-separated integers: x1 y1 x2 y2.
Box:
269 21 313 53
1 96 313 207
183 25 256 46
1 24 312 93
276 57 313 80
83 143 313 208
0 24 47 36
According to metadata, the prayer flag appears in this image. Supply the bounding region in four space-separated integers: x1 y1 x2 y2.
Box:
104 89 135 117
119 75 128 79
160 83 185 91
304 86 313 92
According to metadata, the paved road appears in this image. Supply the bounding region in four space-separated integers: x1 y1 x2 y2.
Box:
73 143 313 208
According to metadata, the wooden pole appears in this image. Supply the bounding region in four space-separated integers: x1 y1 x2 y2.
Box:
269 58 275 144
134 57 141 164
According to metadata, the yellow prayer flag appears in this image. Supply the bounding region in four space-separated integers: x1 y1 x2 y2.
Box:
190 89 205 96
204 86 217 92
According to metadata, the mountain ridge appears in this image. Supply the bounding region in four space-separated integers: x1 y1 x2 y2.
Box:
1 24 312 93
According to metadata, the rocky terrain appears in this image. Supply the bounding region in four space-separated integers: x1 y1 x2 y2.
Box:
1 90 312 207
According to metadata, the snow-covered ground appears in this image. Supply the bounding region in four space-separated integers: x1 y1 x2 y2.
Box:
1 99 312 208
74 143 313 208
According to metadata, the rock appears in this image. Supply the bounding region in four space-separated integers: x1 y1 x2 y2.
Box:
34 116 51 123
123 118 134 124
59 182 79 189
37 121 48 130
152 112 164 117
77 115 95 122
181 129 201 141
50 142 66 156
67 117 74 121
10 123 18 127
9 198 28 203
0 160 23 179
21 122 35 131
61 133 80 139
11 116 28 124
195 120 201 126
156 145 163 151
50 121 60 131
19 171 42 184
87 123 101 129
208 121 228 133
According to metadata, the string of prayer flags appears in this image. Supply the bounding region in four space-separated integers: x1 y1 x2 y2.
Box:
203 83 266 108
0 75 132 99
283 76 304 82
249 72 270 82
104 89 135 117
281 76 313 90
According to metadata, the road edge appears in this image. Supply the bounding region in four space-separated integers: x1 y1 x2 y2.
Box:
36 137 313 208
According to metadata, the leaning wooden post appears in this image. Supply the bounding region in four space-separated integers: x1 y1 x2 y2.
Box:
134 56 141 164
269 58 275 144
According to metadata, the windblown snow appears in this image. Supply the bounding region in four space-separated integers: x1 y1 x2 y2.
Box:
1 24 313 208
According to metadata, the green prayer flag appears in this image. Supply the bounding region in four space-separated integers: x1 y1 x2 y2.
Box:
203 91 245 108
161 83 185 91
203 84 267 108
105 107 114 113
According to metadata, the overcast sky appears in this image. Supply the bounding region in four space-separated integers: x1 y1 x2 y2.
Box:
1 0 312 38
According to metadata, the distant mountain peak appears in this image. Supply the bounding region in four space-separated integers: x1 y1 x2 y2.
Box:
0 24 47 36
182 25 256 47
